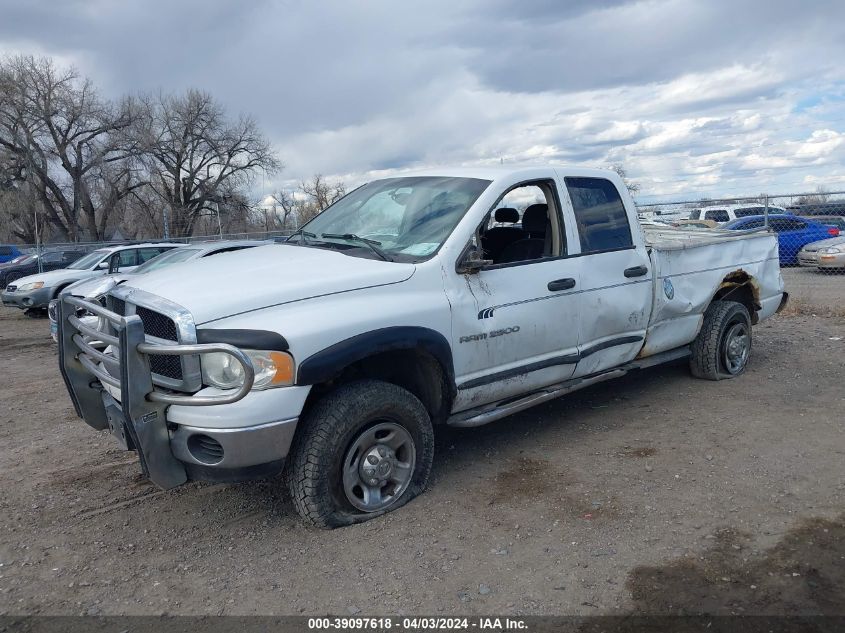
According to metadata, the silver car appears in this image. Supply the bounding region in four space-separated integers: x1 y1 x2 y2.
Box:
49 240 267 341
797 235 845 269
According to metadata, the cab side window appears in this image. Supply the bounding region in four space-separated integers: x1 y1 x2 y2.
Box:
478 181 564 265
565 177 633 253
110 249 137 271
704 209 729 223
138 247 166 263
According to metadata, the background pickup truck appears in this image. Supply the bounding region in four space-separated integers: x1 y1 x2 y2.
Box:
58 165 787 528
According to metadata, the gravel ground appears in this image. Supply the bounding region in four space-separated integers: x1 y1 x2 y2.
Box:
0 305 843 617
781 267 845 312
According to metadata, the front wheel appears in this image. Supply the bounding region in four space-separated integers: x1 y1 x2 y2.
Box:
287 379 434 529
689 300 752 380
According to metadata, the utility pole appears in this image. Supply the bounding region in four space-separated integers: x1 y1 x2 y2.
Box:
34 206 42 273
163 207 170 240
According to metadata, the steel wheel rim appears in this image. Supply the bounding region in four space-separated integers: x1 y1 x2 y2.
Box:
342 421 416 513
722 321 750 374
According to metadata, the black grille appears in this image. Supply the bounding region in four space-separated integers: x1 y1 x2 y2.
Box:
111 297 126 316
132 305 182 380
135 305 178 341
150 354 183 380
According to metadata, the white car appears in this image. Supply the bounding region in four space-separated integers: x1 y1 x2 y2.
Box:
56 166 787 528
2 243 182 312
688 204 787 225
48 240 267 340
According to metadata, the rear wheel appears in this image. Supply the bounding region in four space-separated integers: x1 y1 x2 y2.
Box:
690 300 752 380
4 271 22 286
287 379 434 528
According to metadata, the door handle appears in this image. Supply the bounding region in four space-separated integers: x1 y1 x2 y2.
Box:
548 278 576 291
624 265 648 278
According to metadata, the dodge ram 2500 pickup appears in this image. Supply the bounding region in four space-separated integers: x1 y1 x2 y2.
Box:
57 166 787 528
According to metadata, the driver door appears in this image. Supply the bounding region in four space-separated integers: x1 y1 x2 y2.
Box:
445 180 582 412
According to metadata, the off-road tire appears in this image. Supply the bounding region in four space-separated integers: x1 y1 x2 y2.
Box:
690 300 752 380
287 379 434 529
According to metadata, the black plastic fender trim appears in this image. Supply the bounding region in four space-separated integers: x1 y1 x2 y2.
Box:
196 328 289 352
296 326 456 393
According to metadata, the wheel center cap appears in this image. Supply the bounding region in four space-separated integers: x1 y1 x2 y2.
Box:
359 444 395 484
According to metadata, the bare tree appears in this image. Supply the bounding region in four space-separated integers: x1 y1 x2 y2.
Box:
269 189 299 230
0 55 145 241
138 89 281 237
795 186 831 206
268 175 346 231
299 174 346 212
610 163 640 197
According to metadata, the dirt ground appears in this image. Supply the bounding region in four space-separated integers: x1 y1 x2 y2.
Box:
0 304 843 617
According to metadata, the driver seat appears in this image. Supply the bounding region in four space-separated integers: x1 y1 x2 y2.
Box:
498 203 548 263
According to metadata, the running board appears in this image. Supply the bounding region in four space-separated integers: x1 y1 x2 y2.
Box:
446 346 690 428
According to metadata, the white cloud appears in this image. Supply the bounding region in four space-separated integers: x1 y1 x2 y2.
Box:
2 0 845 202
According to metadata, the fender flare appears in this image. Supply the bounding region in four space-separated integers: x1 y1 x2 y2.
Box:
296 326 456 395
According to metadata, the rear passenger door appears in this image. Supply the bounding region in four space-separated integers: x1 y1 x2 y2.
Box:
560 176 653 378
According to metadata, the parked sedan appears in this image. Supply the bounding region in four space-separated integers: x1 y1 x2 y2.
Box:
814 238 845 270
2 243 181 313
49 240 266 340
722 214 840 265
0 248 90 288
797 236 845 268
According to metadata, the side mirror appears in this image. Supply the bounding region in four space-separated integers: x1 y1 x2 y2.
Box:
95 261 109 271
457 247 492 275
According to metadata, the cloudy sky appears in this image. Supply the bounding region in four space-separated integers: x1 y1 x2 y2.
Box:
2 0 845 203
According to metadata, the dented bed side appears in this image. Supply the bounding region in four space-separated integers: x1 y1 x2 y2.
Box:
640 227 784 358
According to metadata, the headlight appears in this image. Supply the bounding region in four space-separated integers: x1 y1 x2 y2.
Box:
17 281 45 291
201 349 295 391
823 246 843 254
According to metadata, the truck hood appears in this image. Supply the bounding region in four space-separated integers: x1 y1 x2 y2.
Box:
120 244 416 324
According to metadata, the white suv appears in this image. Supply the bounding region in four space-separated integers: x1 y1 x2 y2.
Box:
689 204 787 224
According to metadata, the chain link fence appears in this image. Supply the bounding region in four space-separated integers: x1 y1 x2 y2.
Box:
6 191 845 316
638 191 845 316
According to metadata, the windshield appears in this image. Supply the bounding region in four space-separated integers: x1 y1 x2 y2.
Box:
134 248 202 273
67 249 109 270
296 176 490 262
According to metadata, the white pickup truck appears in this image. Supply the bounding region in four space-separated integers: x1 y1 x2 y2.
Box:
58 166 787 528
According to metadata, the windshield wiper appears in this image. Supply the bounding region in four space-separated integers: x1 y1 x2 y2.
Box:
287 228 318 244
320 233 394 262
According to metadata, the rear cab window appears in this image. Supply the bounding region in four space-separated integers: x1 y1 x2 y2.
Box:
704 209 729 223
564 177 633 253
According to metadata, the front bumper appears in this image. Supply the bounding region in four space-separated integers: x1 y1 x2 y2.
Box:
2 286 52 309
817 252 845 269
57 294 298 488
797 252 818 267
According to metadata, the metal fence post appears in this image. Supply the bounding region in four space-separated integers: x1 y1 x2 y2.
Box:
764 194 769 228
